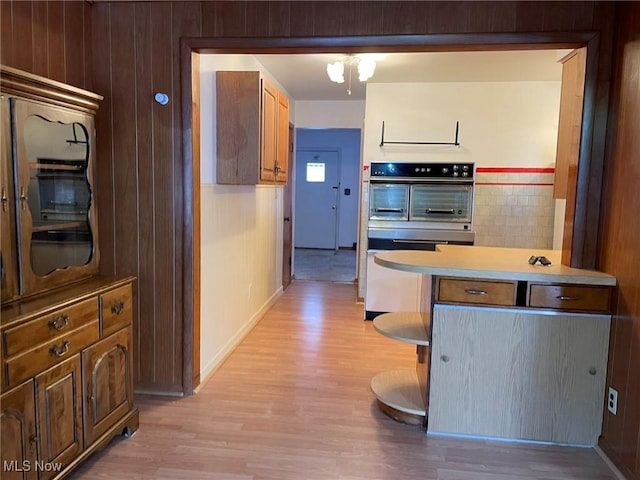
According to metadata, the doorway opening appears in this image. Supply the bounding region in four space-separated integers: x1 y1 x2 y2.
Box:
293 128 361 283
182 33 603 394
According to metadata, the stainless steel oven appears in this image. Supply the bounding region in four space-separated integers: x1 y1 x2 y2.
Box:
365 162 475 319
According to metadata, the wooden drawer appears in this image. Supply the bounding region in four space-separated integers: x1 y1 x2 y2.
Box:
437 278 517 306
100 284 133 337
4 321 99 390
529 284 611 312
2 297 98 358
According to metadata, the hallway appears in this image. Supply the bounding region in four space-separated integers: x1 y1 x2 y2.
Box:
69 281 617 479
293 248 357 282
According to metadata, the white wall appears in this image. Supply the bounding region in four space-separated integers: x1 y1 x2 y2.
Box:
362 82 560 166
357 81 561 299
295 100 365 128
199 55 287 381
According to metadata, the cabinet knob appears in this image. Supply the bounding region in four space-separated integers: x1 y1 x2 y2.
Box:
111 301 125 315
88 394 95 402
19 187 29 210
29 434 38 445
1 188 7 212
589 367 597 375
440 355 450 363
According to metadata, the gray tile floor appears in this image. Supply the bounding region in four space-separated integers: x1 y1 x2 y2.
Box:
293 248 356 282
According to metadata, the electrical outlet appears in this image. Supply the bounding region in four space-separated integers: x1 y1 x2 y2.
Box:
608 387 618 415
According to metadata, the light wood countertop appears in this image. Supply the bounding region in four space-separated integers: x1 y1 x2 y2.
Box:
374 245 616 286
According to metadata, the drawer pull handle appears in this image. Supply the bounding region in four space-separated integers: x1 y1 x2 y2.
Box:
49 340 70 357
557 295 579 301
48 314 69 330
465 289 487 296
111 301 125 315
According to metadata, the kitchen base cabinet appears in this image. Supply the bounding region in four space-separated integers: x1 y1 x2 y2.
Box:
1 277 138 479
1 380 37 480
428 304 610 445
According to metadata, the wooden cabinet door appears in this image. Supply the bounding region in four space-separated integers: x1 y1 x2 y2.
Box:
275 91 290 184
35 356 83 480
1 380 38 480
428 305 610 445
215 71 261 185
554 48 586 200
260 78 278 183
11 98 100 297
1 94 19 303
82 327 133 445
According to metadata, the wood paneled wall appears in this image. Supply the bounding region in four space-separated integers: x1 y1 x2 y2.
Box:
2 2 639 476
597 2 640 479
0 1 93 91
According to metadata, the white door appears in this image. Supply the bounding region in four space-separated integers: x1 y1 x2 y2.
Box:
294 149 340 249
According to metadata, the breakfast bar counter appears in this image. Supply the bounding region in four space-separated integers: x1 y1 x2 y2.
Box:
374 245 616 286
371 245 616 445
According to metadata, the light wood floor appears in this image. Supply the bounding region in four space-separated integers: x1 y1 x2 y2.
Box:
70 281 618 480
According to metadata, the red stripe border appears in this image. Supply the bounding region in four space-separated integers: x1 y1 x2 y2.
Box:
476 182 554 186
476 167 555 174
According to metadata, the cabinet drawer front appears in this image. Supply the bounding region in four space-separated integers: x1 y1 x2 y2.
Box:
5 321 99 390
529 284 611 312
101 284 133 337
3 297 98 358
438 278 516 306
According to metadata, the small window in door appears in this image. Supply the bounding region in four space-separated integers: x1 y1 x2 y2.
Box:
306 162 325 182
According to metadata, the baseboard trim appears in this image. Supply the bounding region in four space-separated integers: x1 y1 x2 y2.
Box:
595 445 630 480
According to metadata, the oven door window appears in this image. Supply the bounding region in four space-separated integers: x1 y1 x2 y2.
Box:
369 184 409 221
410 184 472 223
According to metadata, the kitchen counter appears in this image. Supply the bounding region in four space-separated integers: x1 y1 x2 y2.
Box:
374 245 616 286
370 244 616 445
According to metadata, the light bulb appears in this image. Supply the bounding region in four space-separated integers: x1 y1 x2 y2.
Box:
326 62 345 83
357 58 376 82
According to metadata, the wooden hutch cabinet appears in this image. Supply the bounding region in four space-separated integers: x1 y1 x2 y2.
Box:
216 71 290 185
0 66 138 480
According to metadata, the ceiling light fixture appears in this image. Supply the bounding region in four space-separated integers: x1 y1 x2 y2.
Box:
326 55 377 95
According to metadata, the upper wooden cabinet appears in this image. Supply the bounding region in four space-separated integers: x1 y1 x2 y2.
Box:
1 66 103 302
554 48 586 200
216 71 290 185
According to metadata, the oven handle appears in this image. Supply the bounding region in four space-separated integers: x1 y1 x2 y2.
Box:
374 207 404 213
391 239 449 245
426 208 455 215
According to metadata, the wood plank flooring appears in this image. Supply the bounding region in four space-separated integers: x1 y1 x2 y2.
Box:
69 281 618 480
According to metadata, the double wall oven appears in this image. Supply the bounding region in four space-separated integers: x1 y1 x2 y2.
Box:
365 162 475 319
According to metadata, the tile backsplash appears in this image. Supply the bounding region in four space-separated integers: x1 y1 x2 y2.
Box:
473 169 556 249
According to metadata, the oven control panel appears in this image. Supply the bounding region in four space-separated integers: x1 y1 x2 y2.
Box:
370 162 474 179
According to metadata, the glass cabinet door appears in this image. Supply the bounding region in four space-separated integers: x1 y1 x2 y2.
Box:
12 98 99 295
1 95 19 302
